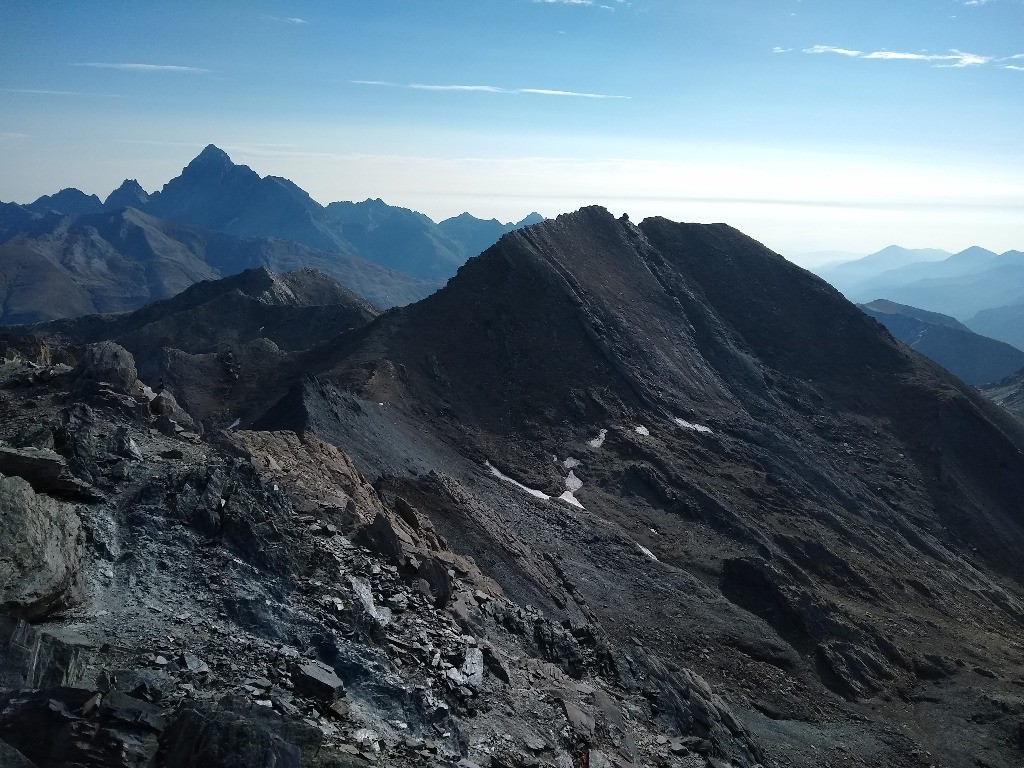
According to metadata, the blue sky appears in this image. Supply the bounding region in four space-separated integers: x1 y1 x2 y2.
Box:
1 0 1022 261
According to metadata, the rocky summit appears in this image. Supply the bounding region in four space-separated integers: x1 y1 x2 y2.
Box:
1 207 1023 768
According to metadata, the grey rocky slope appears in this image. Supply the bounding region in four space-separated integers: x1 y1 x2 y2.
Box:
0 341 758 768
3 208 1024 767
859 299 1024 385
256 208 1024 768
981 367 1024 416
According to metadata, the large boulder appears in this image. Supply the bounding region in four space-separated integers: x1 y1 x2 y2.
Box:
73 341 138 395
0 473 84 620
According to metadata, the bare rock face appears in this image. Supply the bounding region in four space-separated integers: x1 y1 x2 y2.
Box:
0 615 84 689
159 706 301 768
0 473 83 619
73 341 138 395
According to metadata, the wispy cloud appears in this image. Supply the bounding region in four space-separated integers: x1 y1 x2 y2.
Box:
802 46 993 68
1004 65 1024 71
1 88 120 97
0 131 28 140
409 84 505 92
74 63 211 74
263 15 307 24
803 45 862 57
534 0 605 6
351 80 628 99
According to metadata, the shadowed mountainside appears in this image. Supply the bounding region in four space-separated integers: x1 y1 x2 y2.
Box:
250 208 1024 767
860 299 1024 385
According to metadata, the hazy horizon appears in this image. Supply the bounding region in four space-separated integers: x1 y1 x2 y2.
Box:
2 0 1022 259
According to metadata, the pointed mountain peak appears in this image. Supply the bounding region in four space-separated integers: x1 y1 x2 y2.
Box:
104 178 150 209
515 212 545 227
183 144 234 173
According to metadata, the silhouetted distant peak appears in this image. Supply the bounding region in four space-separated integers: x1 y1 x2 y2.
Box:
104 179 150 210
29 187 104 215
515 212 545 227
445 212 498 225
196 143 232 164
180 144 236 177
951 245 998 261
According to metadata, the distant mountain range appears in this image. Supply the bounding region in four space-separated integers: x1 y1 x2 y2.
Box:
0 145 543 323
18 145 542 282
0 206 433 322
815 246 951 290
859 299 1024 386
815 245 1024 368
815 246 1024 319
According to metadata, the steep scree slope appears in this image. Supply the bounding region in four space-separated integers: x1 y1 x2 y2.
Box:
263 207 1024 767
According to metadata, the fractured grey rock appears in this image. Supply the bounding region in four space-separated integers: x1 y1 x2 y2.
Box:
160 706 301 768
0 615 84 689
0 474 84 619
291 660 345 702
0 446 100 501
461 646 485 690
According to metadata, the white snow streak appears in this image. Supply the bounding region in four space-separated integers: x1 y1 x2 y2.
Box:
485 461 550 500
559 490 585 508
588 429 608 448
636 543 659 561
634 425 650 436
673 417 713 434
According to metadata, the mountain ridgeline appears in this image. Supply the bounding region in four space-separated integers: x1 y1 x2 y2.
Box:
3 207 1024 767
0 145 543 323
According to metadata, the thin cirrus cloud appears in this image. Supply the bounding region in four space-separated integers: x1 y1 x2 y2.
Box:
2 88 120 97
801 45 995 68
350 80 628 99
263 15 307 24
74 63 211 74
533 0 602 5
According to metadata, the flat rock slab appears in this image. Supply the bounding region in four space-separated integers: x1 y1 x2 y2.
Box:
291 660 345 702
0 446 101 501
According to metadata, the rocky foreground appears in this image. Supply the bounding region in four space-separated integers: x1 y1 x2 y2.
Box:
0 341 757 768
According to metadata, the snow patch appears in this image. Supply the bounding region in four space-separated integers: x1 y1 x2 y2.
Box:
636 543 659 561
485 461 550 500
558 490 585 509
227 418 241 431
634 425 650 436
565 470 583 492
588 429 608 448
563 457 581 469
673 417 713 434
